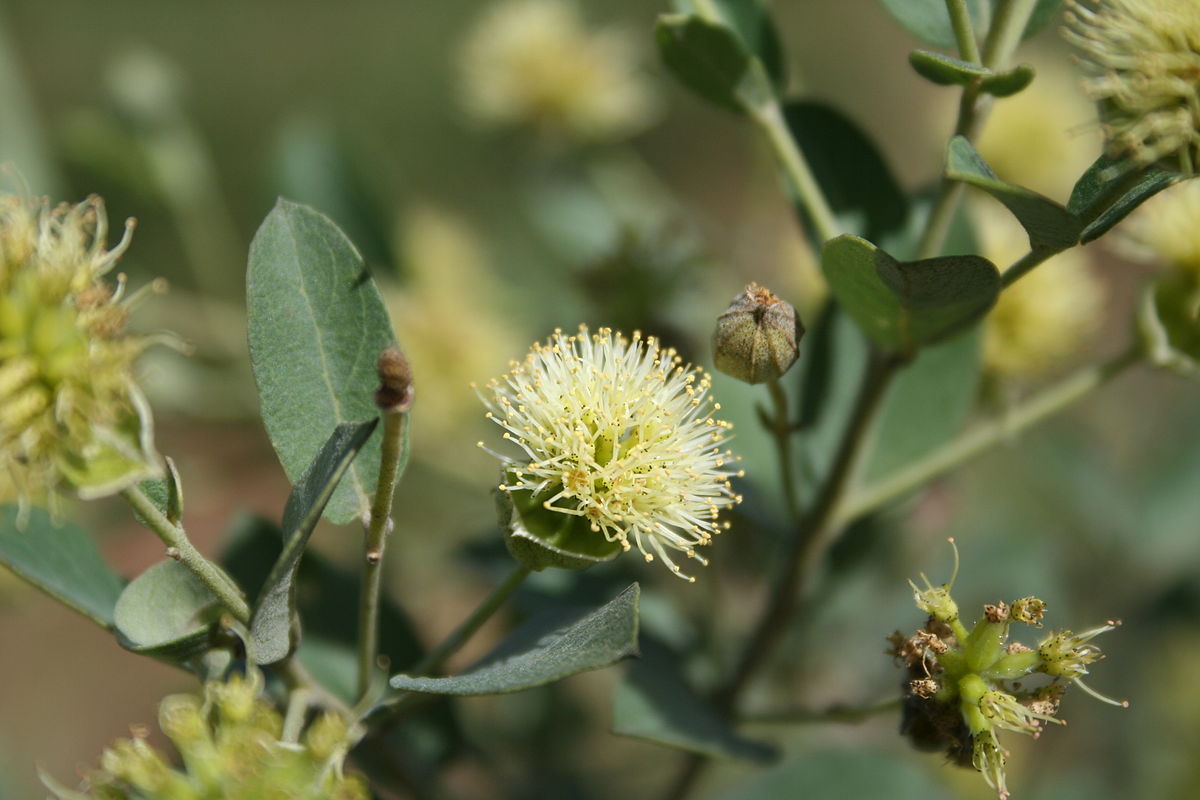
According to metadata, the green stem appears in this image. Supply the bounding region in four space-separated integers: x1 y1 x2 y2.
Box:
276 658 353 720
120 484 250 623
766 378 800 521
945 0 981 63
663 352 901 800
357 409 412 701
838 345 1143 526
744 697 902 725
751 101 841 245
411 564 531 677
914 0 1037 260
1000 247 1057 288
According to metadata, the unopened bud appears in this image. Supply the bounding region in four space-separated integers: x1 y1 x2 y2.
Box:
374 347 413 411
712 283 803 385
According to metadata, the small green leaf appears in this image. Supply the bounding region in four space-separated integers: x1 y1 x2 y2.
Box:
1139 272 1200 378
0 505 124 629
613 641 777 762
114 560 222 661
672 0 786 91
1067 155 1179 245
655 14 774 115
498 484 623 572
389 584 640 695
908 50 990 86
979 62 1035 97
782 102 908 245
946 136 1079 250
247 199 396 524
249 419 378 664
821 234 999 354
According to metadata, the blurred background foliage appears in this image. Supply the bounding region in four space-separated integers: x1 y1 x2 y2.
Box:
1 1 1198 798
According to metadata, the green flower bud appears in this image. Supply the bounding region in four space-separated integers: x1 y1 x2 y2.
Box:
712 283 803 385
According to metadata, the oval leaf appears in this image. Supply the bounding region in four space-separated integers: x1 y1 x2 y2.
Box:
979 62 1035 97
672 0 786 91
249 419 379 664
114 560 223 660
909 50 990 86
389 584 640 695
655 14 774 115
613 640 777 763
0 505 124 629
821 234 999 353
946 136 1079 250
247 199 396 524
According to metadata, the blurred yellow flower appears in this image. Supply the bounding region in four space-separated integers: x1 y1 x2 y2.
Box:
0 183 163 512
1120 178 1200 279
458 0 658 142
383 204 522 480
1064 0 1200 173
976 54 1102 199
977 206 1105 379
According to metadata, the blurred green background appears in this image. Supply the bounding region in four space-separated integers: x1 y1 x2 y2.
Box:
2 1 1199 798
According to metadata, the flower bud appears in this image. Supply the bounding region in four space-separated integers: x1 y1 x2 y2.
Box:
375 347 413 411
712 283 803 385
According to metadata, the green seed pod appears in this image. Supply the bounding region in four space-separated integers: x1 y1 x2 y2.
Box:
712 283 803 385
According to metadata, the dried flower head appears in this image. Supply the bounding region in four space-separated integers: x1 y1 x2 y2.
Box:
1063 0 1200 173
45 670 368 800
896 543 1125 799
0 182 164 512
458 0 657 142
477 325 742 580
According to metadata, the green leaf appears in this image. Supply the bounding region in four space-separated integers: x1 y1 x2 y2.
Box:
867 325 983 480
249 419 378 664
821 234 999 354
979 63 1035 97
114 560 223 661
946 136 1079 250
0 505 124 629
908 50 990 86
878 0 989 49
672 0 786 91
782 102 908 246
498 484 623 572
247 198 396 524
1067 155 1179 245
655 14 774 115
612 640 777 762
389 584 640 695
1139 273 1200 378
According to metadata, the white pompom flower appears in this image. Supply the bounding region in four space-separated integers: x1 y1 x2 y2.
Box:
477 325 742 581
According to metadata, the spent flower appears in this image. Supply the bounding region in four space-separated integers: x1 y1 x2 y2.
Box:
477 325 741 580
1063 0 1200 173
0 182 164 511
893 544 1125 798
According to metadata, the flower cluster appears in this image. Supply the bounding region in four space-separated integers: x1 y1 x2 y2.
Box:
891 545 1125 799
1063 0 1200 173
477 325 742 580
458 0 657 143
46 670 368 800
0 184 163 512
